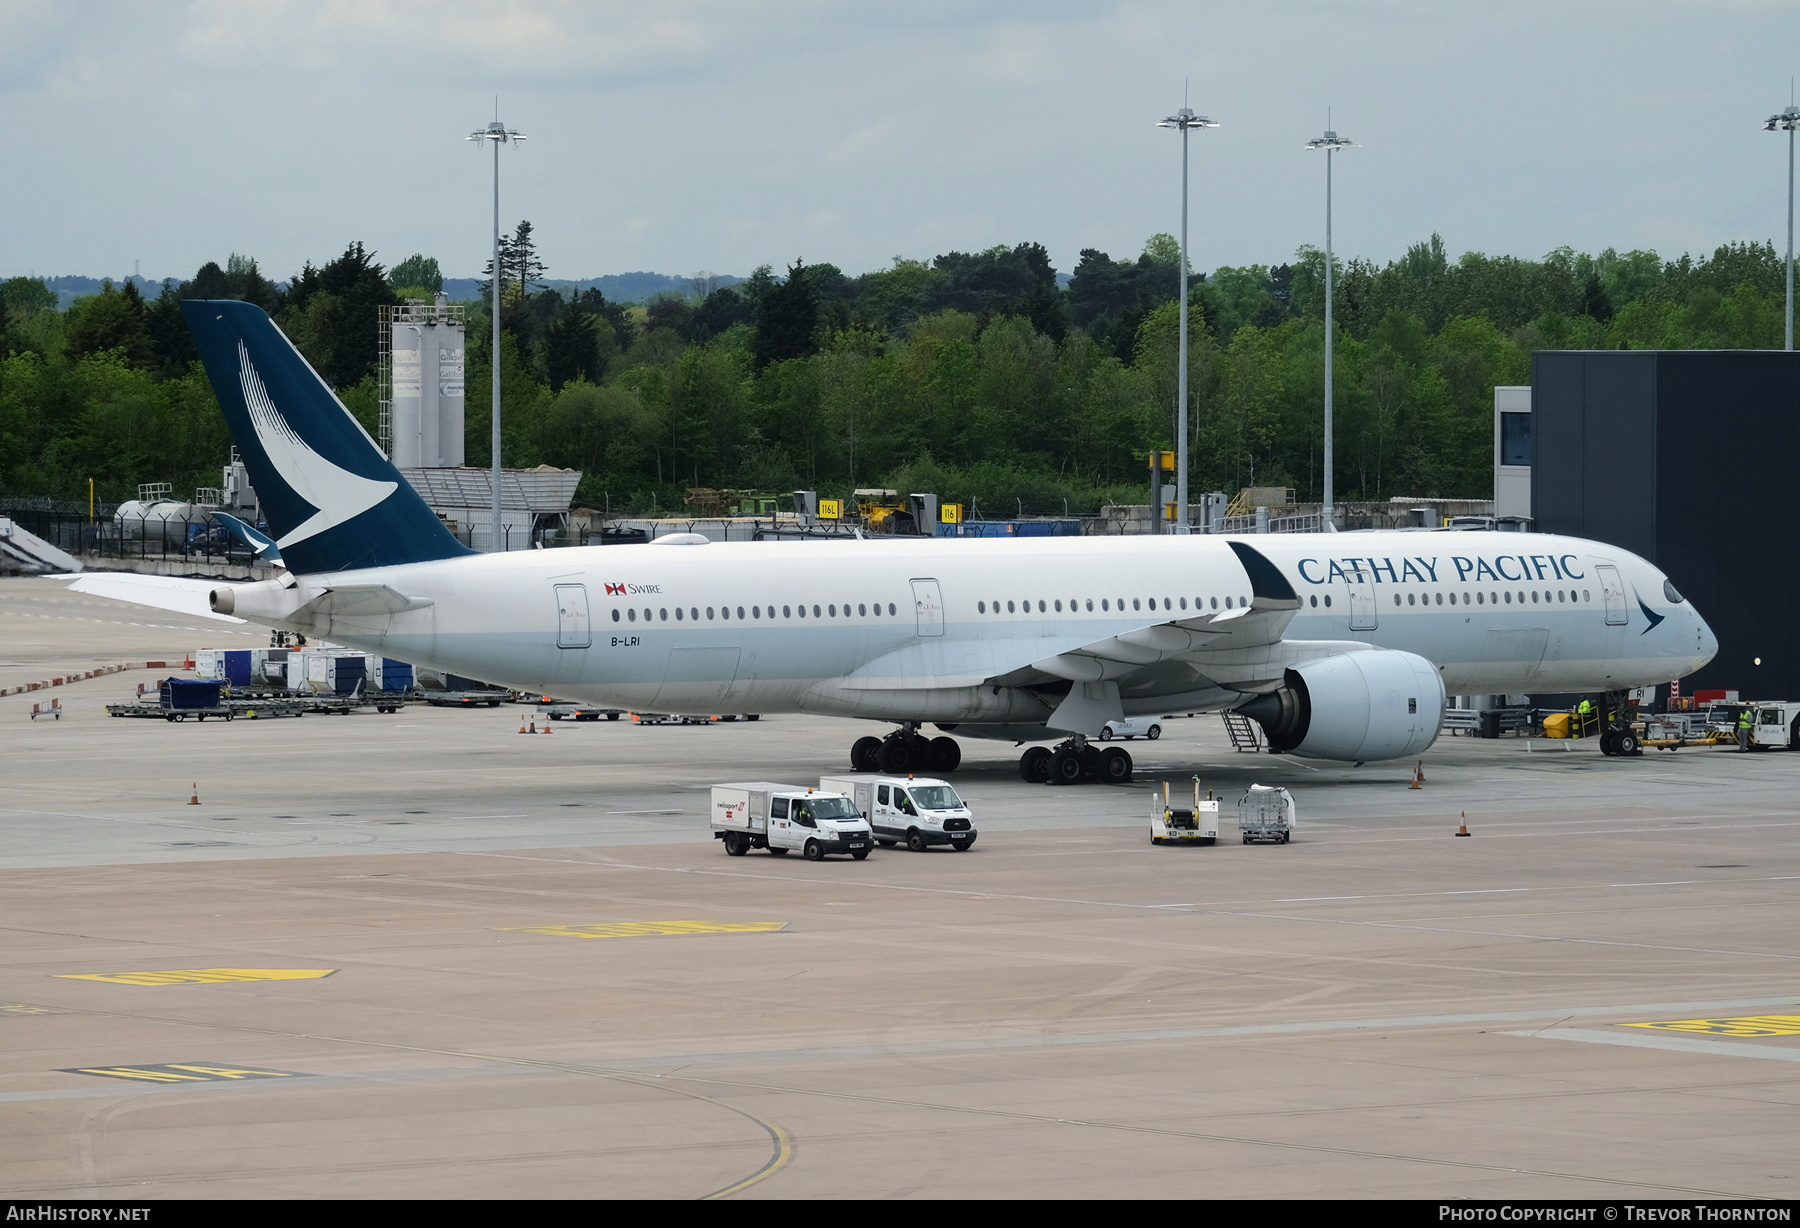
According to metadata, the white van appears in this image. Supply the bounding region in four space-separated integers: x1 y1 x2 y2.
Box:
819 775 976 852
711 782 872 861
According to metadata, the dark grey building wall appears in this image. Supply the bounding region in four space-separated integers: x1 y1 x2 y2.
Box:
1532 350 1800 698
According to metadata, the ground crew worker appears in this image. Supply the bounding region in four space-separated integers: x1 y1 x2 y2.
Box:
1738 707 1753 752
1576 697 1593 737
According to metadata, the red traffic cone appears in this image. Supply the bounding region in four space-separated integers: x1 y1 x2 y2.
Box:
1455 811 1471 837
188 783 200 806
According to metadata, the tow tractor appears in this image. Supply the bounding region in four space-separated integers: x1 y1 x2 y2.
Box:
1151 779 1218 846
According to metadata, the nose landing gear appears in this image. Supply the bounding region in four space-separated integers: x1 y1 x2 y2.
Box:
851 725 962 773
1019 736 1131 785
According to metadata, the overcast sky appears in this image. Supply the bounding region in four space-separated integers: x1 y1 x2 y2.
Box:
5 1 1797 285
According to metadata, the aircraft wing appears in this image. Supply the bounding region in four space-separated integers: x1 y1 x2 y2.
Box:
841 539 1305 695
60 572 247 623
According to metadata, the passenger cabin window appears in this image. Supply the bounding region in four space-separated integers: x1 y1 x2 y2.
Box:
877 786 890 804
771 798 789 819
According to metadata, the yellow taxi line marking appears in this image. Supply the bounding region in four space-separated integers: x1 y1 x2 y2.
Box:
63 1062 308 1083
1623 1014 1800 1037
501 921 788 939
57 969 337 986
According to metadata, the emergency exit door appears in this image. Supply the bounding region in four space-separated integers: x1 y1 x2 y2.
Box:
555 584 590 648
911 578 945 637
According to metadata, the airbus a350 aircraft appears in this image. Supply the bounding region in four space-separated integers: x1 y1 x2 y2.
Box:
74 301 1717 785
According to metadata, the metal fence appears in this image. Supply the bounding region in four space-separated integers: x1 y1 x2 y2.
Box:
0 501 263 569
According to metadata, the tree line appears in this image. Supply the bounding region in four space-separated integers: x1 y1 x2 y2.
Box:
1 227 1791 515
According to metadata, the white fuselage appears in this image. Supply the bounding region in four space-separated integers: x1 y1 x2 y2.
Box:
289 531 1715 727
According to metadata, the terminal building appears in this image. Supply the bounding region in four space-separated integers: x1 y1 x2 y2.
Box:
1519 350 1799 700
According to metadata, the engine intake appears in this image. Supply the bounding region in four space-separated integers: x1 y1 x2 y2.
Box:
1236 650 1445 762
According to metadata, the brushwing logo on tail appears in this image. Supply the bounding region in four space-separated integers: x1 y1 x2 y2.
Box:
238 342 397 548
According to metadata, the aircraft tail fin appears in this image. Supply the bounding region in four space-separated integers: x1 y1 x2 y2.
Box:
181 299 471 575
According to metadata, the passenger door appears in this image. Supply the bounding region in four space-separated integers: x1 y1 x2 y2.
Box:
911 578 945 637
769 797 795 849
555 584 591 648
1342 564 1378 632
1596 565 1628 627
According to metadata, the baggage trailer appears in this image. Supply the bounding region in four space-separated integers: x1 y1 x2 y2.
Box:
711 782 872 861
818 774 976 851
535 696 625 722
1237 784 1296 844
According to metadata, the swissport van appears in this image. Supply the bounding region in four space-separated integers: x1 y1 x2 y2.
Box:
711 782 872 861
818 775 977 852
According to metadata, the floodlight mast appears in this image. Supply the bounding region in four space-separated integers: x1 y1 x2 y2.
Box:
1766 101 1799 351
1157 104 1217 532
467 114 526 550
1307 123 1355 529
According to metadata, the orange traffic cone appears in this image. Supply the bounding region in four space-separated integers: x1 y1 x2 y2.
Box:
188 782 200 806
1455 811 1471 837
519 718 528 734
528 720 537 734
1415 760 1427 783
541 720 552 734
1408 763 1423 789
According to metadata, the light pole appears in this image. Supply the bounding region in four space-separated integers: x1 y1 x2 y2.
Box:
1157 102 1217 533
467 113 525 550
1766 99 1799 351
1306 121 1354 530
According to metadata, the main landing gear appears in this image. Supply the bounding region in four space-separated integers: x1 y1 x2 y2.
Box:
1018 736 1132 786
851 724 963 774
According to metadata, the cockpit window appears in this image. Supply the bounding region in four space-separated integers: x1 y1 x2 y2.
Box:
1663 579 1684 604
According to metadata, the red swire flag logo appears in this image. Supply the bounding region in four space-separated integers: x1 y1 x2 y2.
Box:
604 583 626 596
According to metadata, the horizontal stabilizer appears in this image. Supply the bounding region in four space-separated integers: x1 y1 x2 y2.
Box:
61 572 246 623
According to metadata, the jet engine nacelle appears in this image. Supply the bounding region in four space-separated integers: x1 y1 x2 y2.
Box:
1236 650 1445 762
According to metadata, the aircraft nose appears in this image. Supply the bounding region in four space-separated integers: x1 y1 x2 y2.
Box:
1695 609 1718 667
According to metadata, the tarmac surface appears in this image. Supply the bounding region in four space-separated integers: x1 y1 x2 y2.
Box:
2 575 1797 1199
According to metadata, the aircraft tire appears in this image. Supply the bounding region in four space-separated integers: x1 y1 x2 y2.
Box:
1615 729 1641 756
851 736 883 772
878 736 916 773
1050 748 1084 785
1599 730 1619 756
1019 746 1052 783
927 736 961 772
1098 746 1132 784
